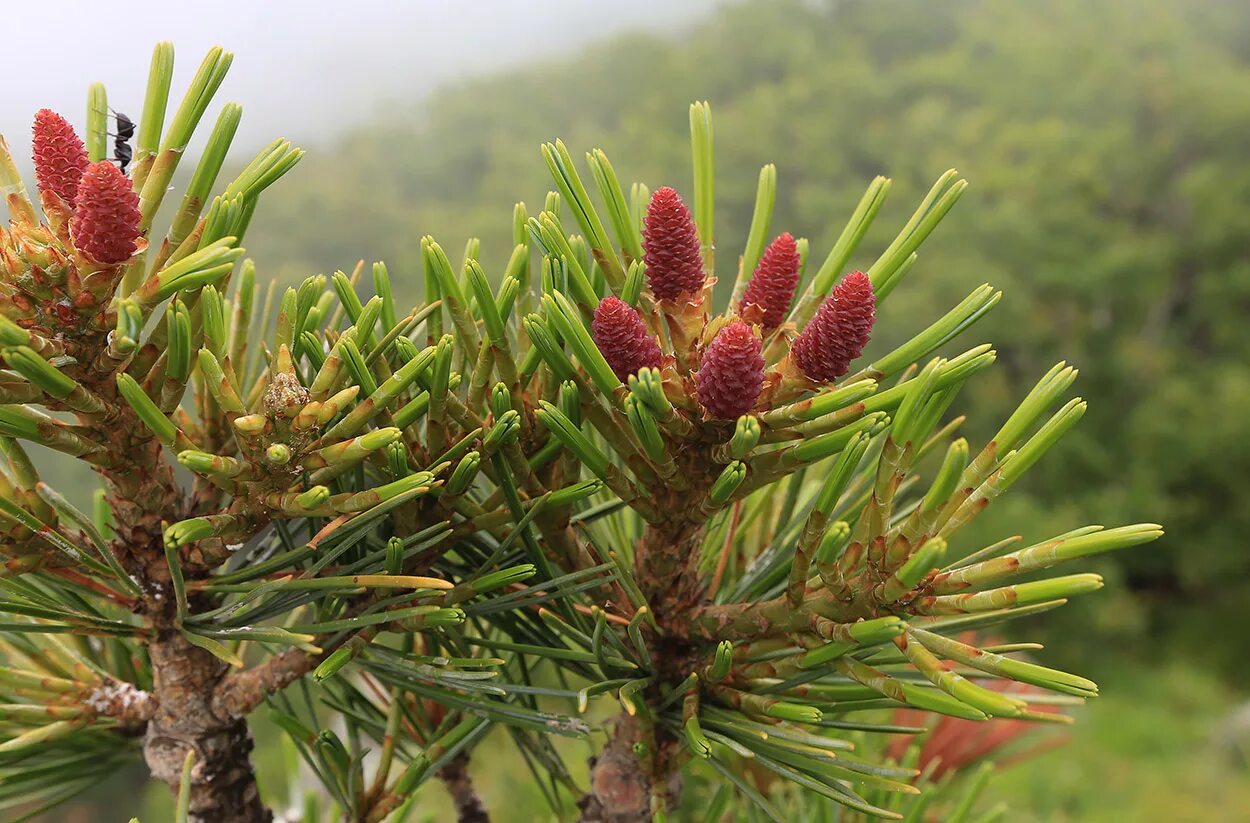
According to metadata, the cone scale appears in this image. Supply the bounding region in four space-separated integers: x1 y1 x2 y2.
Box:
792 271 876 383
739 232 800 330
643 186 704 300
697 320 764 419
71 161 142 264
592 296 662 381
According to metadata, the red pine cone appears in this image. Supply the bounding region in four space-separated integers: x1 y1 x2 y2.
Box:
643 186 704 300
71 162 142 264
32 109 89 207
792 271 876 382
697 320 764 419
592 296 663 381
739 232 800 330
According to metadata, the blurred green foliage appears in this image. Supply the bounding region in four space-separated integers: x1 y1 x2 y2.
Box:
244 0 1250 677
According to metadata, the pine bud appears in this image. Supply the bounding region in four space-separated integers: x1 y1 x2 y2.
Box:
592 296 662 381
32 109 89 207
71 161 142 264
643 186 704 300
792 272 876 383
697 321 764 419
739 232 800 330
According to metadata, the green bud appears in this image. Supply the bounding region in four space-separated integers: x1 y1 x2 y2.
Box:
312 646 355 682
275 287 298 350
709 461 747 506
318 386 360 424
144 240 244 305
465 260 506 343
536 402 609 479
394 754 430 796
447 451 481 495
467 564 536 594
558 380 581 426
793 413 888 463
765 702 822 724
625 395 665 463
490 382 511 418
923 437 969 512
338 336 376 397
115 374 177 445
495 274 520 322
393 391 431 430
707 641 733 683
197 349 246 413
482 410 521 451
386 440 410 479
201 285 227 357
815 521 851 565
331 270 364 324
622 259 645 306
232 414 268 435
373 262 397 331
546 479 603 508
164 517 215 549
895 538 947 590
385 536 404 576
354 294 383 348
4 346 76 399
295 486 330 510
113 299 143 353
166 297 193 381
178 450 244 478
728 415 761 459
628 367 671 416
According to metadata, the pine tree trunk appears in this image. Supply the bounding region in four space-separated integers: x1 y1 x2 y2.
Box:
579 518 706 821
103 425 272 820
144 632 270 822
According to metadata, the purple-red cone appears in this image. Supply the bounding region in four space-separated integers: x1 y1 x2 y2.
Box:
71 162 142 264
643 186 704 300
592 296 663 381
697 320 764 419
792 271 876 383
739 232 800 330
32 109 89 207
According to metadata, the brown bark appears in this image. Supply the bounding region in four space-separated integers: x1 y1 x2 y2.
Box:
96 400 274 821
579 516 707 821
439 754 491 823
213 649 317 721
578 714 682 823
144 630 270 823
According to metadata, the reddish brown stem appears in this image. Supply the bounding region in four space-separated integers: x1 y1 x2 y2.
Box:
439 754 491 823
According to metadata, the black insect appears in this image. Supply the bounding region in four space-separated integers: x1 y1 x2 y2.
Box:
111 111 135 174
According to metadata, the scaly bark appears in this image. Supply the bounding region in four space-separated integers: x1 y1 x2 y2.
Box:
145 631 270 823
439 753 491 823
97 396 274 821
579 517 707 821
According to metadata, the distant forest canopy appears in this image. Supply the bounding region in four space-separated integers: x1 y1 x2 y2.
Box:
234 0 1250 674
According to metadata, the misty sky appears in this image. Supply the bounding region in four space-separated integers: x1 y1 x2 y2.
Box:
2 0 720 171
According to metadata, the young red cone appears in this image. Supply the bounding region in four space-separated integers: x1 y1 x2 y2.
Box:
71 161 142 264
643 186 704 300
792 271 876 382
592 296 663 381
739 232 800 330
32 109 89 207
697 320 764 419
